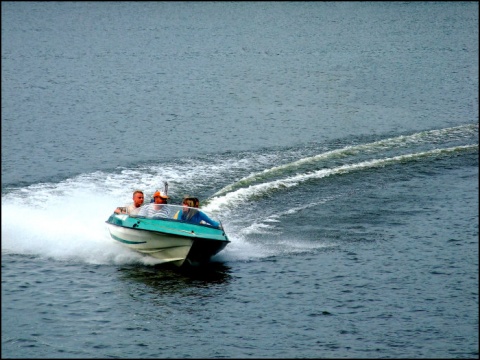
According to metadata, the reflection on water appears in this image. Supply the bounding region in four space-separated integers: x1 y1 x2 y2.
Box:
116 261 232 293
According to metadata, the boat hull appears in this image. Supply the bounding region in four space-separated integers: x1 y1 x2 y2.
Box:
106 213 230 267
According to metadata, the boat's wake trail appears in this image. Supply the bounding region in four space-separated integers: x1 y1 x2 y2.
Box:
210 124 478 198
1 124 477 265
203 143 478 214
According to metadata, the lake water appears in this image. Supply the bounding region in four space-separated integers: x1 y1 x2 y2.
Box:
1 2 478 358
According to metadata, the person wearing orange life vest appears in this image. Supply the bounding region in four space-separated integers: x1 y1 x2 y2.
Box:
137 190 171 218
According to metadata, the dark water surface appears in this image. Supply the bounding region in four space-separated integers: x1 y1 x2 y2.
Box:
2 2 478 358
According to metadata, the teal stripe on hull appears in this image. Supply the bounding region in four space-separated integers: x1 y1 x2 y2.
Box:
110 233 147 245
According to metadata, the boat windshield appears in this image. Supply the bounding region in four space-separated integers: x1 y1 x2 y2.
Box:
132 204 222 228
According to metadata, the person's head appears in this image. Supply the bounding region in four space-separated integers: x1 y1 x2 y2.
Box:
153 190 169 204
132 190 144 207
182 197 199 211
183 198 195 208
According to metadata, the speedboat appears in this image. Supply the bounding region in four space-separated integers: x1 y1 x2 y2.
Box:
105 204 230 267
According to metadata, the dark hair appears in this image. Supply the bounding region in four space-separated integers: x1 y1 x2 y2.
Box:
183 197 200 208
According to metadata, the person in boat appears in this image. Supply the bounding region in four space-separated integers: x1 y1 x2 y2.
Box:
137 190 172 219
114 190 144 216
173 196 222 228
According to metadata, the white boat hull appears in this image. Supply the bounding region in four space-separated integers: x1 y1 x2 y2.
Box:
107 224 193 266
